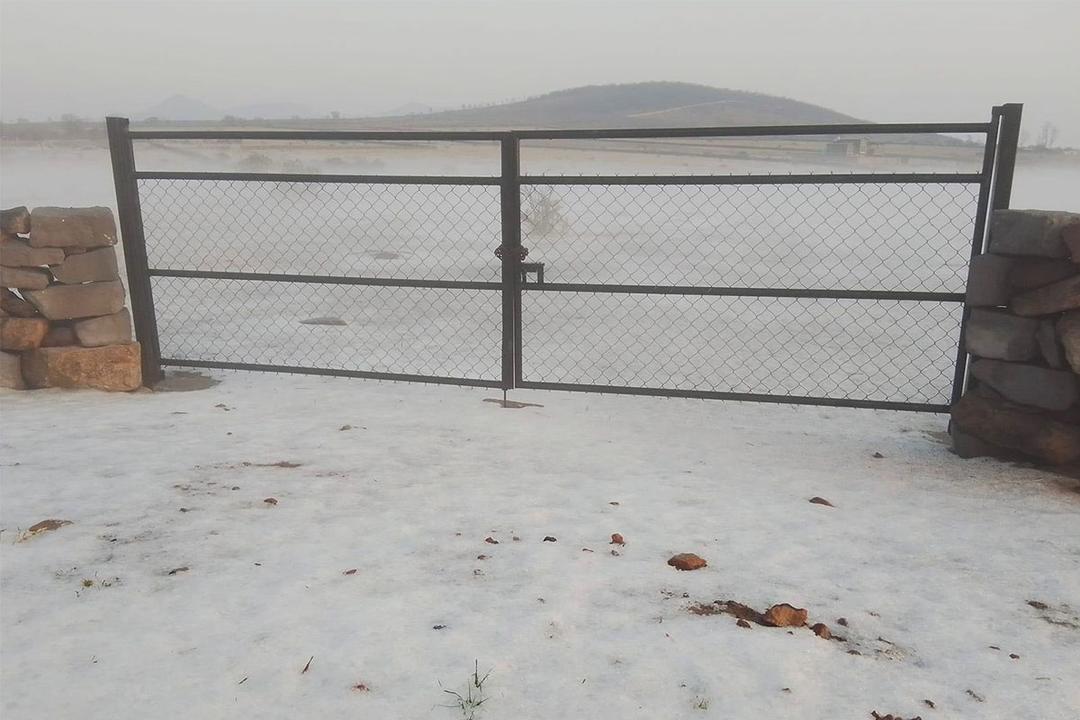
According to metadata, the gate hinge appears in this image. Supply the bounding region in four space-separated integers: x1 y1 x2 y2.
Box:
494 245 529 261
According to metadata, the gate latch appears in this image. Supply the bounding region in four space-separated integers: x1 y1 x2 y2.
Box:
520 262 545 285
494 245 529 262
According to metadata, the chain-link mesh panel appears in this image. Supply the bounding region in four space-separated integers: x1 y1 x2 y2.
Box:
520 183 977 291
153 277 502 380
139 179 502 282
520 292 962 404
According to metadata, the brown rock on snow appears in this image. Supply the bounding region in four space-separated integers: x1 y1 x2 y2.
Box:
810 622 831 639
667 553 707 571
808 496 834 507
763 603 808 627
610 533 625 545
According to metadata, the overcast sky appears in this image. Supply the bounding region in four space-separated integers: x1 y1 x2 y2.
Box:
2 0 1077 144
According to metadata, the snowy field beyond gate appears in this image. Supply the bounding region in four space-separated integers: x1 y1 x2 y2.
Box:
2 373 1079 719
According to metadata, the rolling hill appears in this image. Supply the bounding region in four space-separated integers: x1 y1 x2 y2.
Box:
373 82 863 129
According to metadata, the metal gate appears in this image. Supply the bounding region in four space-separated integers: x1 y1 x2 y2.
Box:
108 104 1021 412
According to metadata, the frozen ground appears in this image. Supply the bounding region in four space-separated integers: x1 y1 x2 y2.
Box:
2 372 1079 719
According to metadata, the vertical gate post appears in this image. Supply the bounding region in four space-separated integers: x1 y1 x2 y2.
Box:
990 103 1023 211
106 116 163 384
949 103 1022 406
499 134 522 390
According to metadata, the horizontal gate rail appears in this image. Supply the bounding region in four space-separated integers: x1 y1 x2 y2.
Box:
160 359 504 389
147 268 501 291
521 283 965 302
514 381 950 414
133 171 501 185
520 172 984 186
514 122 992 139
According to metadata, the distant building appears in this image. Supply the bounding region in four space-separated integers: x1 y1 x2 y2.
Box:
825 138 872 157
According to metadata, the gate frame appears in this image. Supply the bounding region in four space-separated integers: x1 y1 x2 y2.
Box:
107 105 1021 410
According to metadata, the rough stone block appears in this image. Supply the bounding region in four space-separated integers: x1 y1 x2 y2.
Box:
23 280 124 320
42 325 76 347
0 316 49 351
28 207 117 249
1009 258 1077 290
965 254 1013 307
0 237 64 267
1059 310 1080 374
1 206 31 235
970 358 1078 411
1 266 50 290
73 308 132 347
964 308 1039 361
1011 275 1080 317
49 246 120 284
1 288 40 318
1065 223 1080 263
0 350 25 389
989 209 1080 258
949 423 1018 461
1037 320 1065 368
951 393 1080 465
21 342 141 391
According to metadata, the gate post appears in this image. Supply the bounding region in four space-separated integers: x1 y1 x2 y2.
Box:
990 103 1023 211
106 116 163 384
499 134 522 390
949 103 1023 406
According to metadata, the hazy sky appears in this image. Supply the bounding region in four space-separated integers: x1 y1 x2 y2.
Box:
2 0 1078 144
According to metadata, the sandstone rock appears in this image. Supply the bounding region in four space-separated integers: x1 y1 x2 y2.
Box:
50 246 120 284
24 280 124 320
1010 258 1077 290
951 393 1080 465
41 325 76 347
0 316 49 351
811 623 832 639
1065 223 1080 262
28 207 117 249
763 603 808 627
0 237 64 267
970 358 1077 411
965 254 1013 307
73 308 132 347
610 533 625 545
1059 311 1080 374
964 309 1039 361
0 351 25 389
1 288 39 318
21 342 142 391
1011 275 1080 317
949 425 1007 460
1037 320 1065 368
1 206 30 235
989 209 1080 258
1 266 50 290
668 553 707 571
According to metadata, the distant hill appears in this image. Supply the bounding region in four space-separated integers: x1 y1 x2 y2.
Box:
136 95 312 121
376 82 863 129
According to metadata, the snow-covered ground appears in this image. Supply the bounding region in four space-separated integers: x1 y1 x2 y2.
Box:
2 372 1079 719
